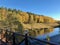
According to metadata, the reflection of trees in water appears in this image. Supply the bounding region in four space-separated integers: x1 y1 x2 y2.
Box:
28 28 54 37
44 28 50 33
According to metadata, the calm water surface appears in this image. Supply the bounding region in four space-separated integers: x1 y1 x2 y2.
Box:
36 28 60 39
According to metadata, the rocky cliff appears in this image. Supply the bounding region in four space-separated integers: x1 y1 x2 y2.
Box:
16 12 55 24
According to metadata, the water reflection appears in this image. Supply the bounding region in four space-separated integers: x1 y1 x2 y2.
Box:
36 28 60 39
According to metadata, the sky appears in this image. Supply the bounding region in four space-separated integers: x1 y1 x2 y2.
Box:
0 0 60 20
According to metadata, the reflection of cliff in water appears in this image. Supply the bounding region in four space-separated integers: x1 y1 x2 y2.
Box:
28 28 54 37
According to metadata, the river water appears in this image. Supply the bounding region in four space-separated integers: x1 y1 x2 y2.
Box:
21 28 60 45
36 28 60 39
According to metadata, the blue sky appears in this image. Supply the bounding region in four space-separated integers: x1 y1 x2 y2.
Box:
0 0 60 20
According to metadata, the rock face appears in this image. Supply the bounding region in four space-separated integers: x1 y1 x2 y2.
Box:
16 12 55 24
10 11 55 24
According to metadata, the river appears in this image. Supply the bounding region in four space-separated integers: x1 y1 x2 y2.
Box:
20 28 60 45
